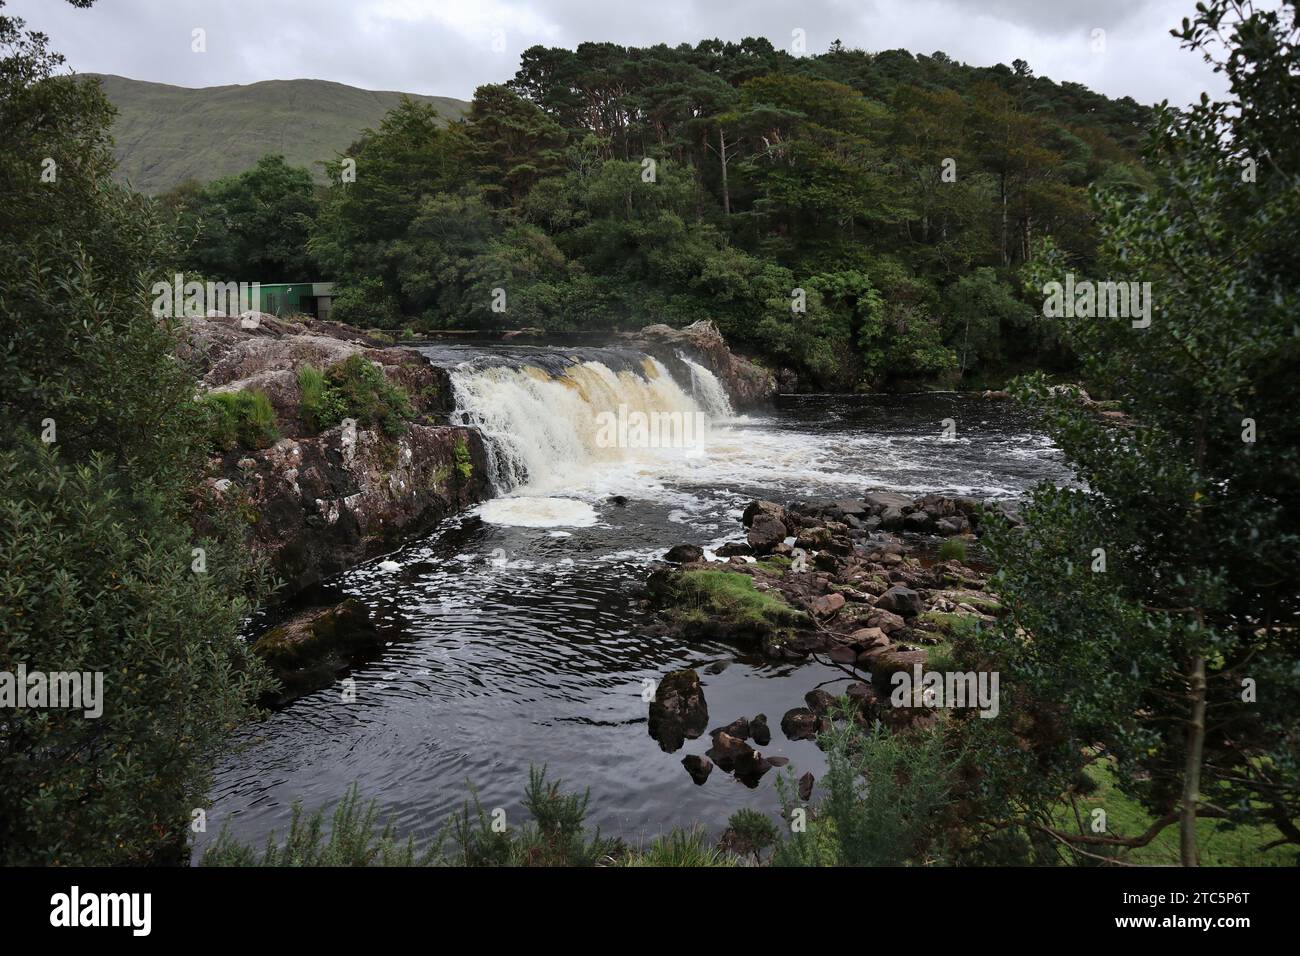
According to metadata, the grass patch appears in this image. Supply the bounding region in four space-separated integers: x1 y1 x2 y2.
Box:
668 569 807 645
1053 760 1297 866
938 537 968 562
201 389 278 451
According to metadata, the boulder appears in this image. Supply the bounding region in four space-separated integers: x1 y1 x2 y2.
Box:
750 714 772 746
805 689 837 716
781 707 823 741
664 544 704 563
715 541 753 557
706 731 753 772
863 491 913 514
798 771 816 802
747 512 788 555
869 649 929 695
810 592 846 619
681 754 713 785
902 510 934 533
648 669 709 753
876 585 924 618
252 598 383 705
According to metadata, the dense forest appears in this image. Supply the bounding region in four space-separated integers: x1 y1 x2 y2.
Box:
164 38 1155 390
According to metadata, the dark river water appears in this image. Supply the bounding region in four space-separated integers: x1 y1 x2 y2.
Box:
197 354 1073 859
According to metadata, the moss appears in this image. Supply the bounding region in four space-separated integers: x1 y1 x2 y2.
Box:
665 569 807 646
938 537 968 562
917 611 983 642
756 555 792 573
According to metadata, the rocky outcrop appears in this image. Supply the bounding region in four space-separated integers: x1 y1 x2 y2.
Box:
629 320 777 409
184 313 492 597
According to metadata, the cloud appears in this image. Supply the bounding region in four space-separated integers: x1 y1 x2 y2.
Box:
7 0 1227 106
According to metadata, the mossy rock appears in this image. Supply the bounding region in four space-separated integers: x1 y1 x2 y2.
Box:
253 598 383 703
656 569 808 649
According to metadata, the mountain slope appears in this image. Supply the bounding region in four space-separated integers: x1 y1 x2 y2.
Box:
90 74 468 194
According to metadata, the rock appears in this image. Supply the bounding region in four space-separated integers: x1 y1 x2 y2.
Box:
828 645 859 666
781 707 822 741
810 592 846 619
607 494 629 506
848 626 891 652
864 491 913 513
880 506 906 531
631 320 777 409
876 586 924 617
706 731 753 772
715 541 753 557
664 544 704 563
936 516 968 536
864 608 908 634
742 500 787 528
832 499 869 517
902 511 934 533
648 669 709 753
252 598 383 705
805 689 836 716
747 512 788 555
681 754 713 785
183 315 490 599
798 771 816 802
713 717 751 741
751 714 772 746
869 649 929 695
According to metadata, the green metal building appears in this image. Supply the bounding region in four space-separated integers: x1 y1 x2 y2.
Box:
253 282 335 319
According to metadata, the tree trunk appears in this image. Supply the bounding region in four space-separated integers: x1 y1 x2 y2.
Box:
1180 653 1207 866
719 128 731 216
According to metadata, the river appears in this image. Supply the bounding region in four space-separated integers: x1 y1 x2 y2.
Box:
196 344 1072 858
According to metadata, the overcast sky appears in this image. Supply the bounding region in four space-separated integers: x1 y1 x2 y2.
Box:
10 0 1234 108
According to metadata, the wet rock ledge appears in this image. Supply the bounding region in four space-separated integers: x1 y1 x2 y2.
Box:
182 312 492 599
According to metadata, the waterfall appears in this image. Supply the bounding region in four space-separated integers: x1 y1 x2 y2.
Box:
677 352 735 419
448 355 723 494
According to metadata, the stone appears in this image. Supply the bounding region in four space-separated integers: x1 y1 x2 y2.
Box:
750 714 772 746
681 754 713 785
876 585 924 617
747 512 788 555
798 771 816 802
810 592 846 619
781 707 821 741
706 731 753 772
648 669 709 753
664 544 703 563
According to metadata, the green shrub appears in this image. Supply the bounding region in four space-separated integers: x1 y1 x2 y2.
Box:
202 389 279 451
722 807 780 862
323 354 413 438
772 701 954 866
202 784 432 866
937 537 968 563
453 436 473 481
297 364 345 434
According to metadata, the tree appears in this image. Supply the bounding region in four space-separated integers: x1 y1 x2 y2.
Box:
181 154 319 282
0 0 273 864
985 0 1300 864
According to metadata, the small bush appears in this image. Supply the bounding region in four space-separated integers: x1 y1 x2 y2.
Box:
297 364 345 433
453 436 473 481
938 537 968 562
202 389 278 451
325 354 413 438
773 700 955 866
721 807 780 862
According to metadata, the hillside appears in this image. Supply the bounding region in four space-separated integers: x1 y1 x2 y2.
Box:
90 74 468 193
